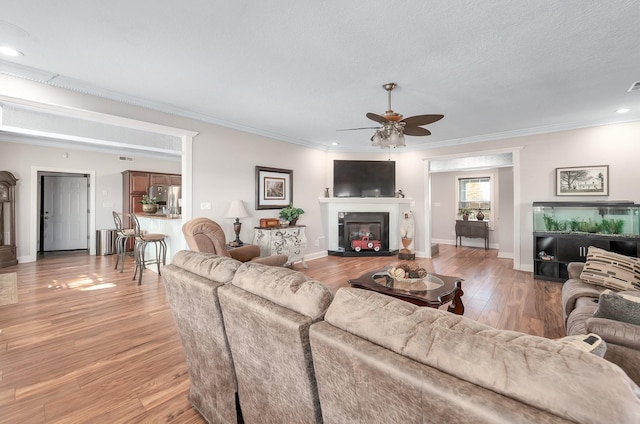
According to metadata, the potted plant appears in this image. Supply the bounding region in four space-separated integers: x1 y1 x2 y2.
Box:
279 203 304 226
139 195 159 214
458 207 474 221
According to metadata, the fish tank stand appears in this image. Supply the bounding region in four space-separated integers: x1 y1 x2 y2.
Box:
532 201 640 282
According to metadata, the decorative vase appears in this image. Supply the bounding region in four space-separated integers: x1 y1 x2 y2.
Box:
476 210 485 221
142 204 158 214
400 238 412 253
289 218 298 226
462 213 469 221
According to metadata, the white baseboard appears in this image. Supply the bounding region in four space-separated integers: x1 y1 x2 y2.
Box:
304 250 328 262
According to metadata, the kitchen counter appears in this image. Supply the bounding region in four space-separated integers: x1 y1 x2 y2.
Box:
138 213 182 220
137 215 186 266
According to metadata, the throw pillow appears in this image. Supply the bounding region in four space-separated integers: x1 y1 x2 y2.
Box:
557 333 607 357
579 246 640 291
593 289 640 325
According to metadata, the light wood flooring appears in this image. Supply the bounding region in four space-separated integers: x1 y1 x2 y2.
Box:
0 245 564 423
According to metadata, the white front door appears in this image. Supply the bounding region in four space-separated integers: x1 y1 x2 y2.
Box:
43 175 89 251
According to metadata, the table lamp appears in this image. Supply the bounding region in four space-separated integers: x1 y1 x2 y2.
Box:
225 200 250 246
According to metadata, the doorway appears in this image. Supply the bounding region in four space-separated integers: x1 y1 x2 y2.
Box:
424 148 522 271
38 172 90 254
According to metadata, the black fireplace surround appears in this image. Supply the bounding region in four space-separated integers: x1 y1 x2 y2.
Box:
330 211 395 257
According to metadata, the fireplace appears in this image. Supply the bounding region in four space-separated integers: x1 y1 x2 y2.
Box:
332 211 395 257
319 197 412 255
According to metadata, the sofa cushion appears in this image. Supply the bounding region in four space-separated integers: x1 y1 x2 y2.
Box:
566 296 599 336
580 247 640 291
594 289 640 325
561 277 605 322
324 288 640 424
170 250 241 283
231 261 333 319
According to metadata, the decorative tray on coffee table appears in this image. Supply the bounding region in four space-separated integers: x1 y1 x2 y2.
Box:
374 264 445 293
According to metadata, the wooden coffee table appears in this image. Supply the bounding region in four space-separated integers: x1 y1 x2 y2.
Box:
348 268 464 315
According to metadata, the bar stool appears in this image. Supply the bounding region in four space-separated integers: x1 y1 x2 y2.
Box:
130 213 167 285
112 211 136 273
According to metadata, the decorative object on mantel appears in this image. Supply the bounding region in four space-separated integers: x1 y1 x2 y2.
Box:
255 166 293 209
395 189 405 198
139 195 159 214
279 203 304 226
476 210 485 221
398 210 416 260
556 165 609 196
458 207 474 221
225 200 250 246
324 187 330 198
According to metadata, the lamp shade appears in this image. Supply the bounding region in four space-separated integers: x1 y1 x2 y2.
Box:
225 200 249 219
371 131 382 146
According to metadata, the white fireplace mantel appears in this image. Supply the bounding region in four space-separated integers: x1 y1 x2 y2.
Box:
318 197 413 251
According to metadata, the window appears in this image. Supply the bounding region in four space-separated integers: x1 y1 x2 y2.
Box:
458 176 491 221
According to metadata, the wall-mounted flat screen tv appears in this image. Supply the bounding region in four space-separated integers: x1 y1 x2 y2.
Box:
333 160 396 198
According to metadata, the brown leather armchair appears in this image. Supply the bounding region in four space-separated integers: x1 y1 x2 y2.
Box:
182 217 288 266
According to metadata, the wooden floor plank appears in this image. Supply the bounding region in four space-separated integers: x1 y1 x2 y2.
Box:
0 244 565 422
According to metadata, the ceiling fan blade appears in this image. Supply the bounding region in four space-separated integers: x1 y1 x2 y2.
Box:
403 126 431 136
366 112 390 124
401 114 444 127
336 126 380 131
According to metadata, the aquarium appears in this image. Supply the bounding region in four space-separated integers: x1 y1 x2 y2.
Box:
532 202 640 237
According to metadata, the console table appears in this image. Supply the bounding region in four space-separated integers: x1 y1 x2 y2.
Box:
455 220 489 250
253 226 307 268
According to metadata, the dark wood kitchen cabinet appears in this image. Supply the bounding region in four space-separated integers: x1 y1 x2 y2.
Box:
122 170 181 215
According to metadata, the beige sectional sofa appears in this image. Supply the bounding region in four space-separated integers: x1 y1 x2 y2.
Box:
163 250 640 424
162 251 241 424
562 261 640 385
218 260 333 424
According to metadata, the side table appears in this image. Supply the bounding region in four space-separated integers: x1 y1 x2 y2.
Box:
253 226 308 268
455 220 489 250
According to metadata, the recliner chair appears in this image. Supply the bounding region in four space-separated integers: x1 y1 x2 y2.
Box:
563 261 640 385
182 217 288 267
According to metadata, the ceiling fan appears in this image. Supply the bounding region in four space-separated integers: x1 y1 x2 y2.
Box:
339 82 444 148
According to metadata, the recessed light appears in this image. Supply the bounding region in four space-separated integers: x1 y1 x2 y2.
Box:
0 45 23 57
331 141 339 146
616 108 630 114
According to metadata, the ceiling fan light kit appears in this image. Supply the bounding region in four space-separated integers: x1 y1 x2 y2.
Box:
371 125 406 148
343 82 444 149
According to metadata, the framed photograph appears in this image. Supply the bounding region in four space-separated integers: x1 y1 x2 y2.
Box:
255 166 293 209
556 165 609 196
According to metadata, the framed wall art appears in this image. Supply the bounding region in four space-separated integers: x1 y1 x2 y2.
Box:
255 166 293 209
556 165 609 196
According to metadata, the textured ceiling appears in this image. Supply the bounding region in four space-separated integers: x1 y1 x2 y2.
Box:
0 0 639 152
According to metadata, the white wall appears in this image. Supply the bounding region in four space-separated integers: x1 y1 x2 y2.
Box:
428 167 513 254
400 121 640 270
2 74 639 271
497 166 514 257
0 74 332 263
188 124 329 254
0 139 180 260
